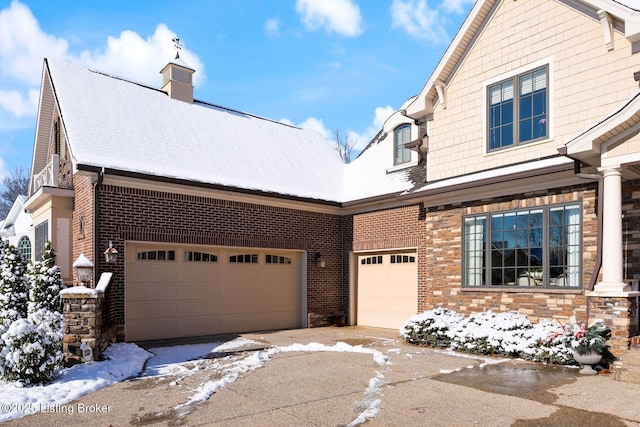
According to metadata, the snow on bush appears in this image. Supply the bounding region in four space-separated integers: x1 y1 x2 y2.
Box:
401 308 576 365
0 242 28 324
0 309 64 385
27 242 65 314
400 308 463 348
0 241 66 385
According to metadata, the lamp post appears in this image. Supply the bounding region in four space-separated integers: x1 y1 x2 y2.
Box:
73 254 94 288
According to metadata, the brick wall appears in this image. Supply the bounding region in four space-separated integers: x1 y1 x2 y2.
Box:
353 203 427 302
92 183 350 336
72 176 95 285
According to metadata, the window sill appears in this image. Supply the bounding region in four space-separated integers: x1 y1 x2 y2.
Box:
386 161 418 174
460 286 583 294
484 137 552 157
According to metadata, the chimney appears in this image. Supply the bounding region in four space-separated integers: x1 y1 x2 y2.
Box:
160 54 195 103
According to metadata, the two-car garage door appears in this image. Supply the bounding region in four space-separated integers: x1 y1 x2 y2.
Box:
357 251 417 330
125 243 303 341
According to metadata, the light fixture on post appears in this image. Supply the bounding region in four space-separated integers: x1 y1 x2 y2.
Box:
73 254 94 288
104 241 118 263
314 252 326 268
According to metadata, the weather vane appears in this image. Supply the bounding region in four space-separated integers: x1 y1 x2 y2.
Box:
172 37 182 59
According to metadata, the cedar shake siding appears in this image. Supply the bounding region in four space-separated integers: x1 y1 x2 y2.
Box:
94 183 350 335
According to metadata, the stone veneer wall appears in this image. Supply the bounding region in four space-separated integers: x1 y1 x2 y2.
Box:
422 186 598 321
588 296 635 355
61 292 115 362
353 185 598 323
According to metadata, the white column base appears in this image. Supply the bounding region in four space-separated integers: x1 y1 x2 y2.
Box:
588 281 631 297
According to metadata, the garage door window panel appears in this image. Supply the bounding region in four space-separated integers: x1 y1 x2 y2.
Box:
266 254 292 264
230 254 258 263
186 251 218 262
361 255 383 265
137 250 175 261
390 255 415 263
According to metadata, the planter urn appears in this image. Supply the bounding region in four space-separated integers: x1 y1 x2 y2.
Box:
572 352 602 375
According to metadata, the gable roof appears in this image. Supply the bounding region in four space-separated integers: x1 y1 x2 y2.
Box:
38 59 420 205
563 89 640 165
45 60 348 204
404 0 640 119
0 195 29 236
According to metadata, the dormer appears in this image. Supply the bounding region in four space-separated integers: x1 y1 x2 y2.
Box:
160 54 195 103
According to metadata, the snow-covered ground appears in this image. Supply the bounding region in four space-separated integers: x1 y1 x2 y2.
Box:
0 338 396 424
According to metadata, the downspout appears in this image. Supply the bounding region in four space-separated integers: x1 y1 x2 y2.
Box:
93 167 105 285
558 148 603 291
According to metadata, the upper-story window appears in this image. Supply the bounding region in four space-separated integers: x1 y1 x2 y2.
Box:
393 124 412 165
488 66 548 151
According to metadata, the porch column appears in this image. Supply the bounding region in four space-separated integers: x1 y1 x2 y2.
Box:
592 166 629 295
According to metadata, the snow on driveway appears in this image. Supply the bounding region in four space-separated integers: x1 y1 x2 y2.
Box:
0 337 393 425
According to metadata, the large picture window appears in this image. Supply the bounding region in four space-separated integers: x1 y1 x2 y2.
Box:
488 66 548 151
463 203 580 288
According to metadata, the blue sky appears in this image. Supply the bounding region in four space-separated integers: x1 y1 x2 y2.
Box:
0 0 474 178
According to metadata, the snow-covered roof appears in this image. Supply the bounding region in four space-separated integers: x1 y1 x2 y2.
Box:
343 137 417 202
47 60 349 203
0 195 28 236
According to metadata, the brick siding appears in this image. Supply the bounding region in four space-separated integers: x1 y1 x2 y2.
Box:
92 183 350 337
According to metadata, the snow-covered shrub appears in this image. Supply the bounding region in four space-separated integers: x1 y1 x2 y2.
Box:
27 242 65 314
400 308 463 347
0 309 64 385
401 309 581 365
546 317 610 357
0 242 28 324
0 241 66 385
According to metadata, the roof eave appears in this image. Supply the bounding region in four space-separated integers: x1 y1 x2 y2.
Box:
404 0 499 119
75 164 343 208
564 89 640 166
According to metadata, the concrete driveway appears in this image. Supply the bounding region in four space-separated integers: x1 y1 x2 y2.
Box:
7 326 640 426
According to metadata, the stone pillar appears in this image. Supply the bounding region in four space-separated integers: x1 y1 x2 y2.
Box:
593 167 629 295
61 290 114 363
588 296 633 356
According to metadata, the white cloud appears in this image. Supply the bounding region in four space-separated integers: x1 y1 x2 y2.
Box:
349 105 395 151
440 0 475 14
0 1 205 121
296 0 363 37
265 18 280 37
390 0 449 44
0 157 8 180
0 0 69 86
282 105 395 155
76 24 205 88
0 89 39 118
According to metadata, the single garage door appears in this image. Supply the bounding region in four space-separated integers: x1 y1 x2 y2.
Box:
125 243 303 341
357 251 417 329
